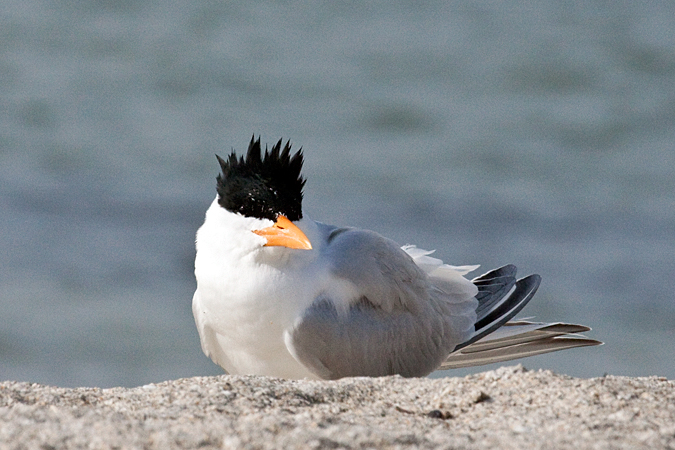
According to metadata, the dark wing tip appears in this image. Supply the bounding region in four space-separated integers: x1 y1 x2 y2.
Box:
472 264 518 282
456 270 542 352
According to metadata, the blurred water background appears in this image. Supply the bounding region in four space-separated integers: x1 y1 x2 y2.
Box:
1 1 674 388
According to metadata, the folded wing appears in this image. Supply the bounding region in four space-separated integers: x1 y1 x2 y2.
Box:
285 228 478 379
285 228 601 379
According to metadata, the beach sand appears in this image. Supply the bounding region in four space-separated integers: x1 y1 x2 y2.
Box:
1 365 673 449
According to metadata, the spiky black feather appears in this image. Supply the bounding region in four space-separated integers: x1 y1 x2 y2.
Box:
216 136 306 222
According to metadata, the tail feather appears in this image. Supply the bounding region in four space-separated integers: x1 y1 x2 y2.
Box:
469 321 592 351
442 265 602 369
440 321 602 369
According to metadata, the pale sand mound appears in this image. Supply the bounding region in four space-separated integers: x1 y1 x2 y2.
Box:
1 365 674 449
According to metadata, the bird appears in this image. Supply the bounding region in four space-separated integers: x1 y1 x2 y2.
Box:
192 136 601 380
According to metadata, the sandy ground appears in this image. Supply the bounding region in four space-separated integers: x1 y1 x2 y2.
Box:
1 365 674 449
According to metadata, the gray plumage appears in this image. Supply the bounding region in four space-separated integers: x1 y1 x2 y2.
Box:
284 224 599 379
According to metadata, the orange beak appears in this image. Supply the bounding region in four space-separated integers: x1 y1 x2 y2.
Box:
252 215 313 250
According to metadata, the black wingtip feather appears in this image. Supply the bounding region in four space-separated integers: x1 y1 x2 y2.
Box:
455 272 542 352
475 274 541 333
472 264 517 282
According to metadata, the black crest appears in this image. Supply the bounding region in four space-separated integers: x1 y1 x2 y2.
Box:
216 136 306 222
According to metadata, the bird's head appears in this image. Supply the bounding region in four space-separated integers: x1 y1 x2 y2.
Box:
215 136 312 250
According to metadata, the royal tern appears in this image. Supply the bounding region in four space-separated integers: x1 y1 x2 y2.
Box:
192 137 600 379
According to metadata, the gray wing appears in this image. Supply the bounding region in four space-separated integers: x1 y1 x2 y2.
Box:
284 225 477 379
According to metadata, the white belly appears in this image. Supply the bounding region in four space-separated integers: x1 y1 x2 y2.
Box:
191 266 321 379
210 327 318 379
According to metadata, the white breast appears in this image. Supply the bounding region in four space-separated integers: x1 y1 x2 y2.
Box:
191 201 323 378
